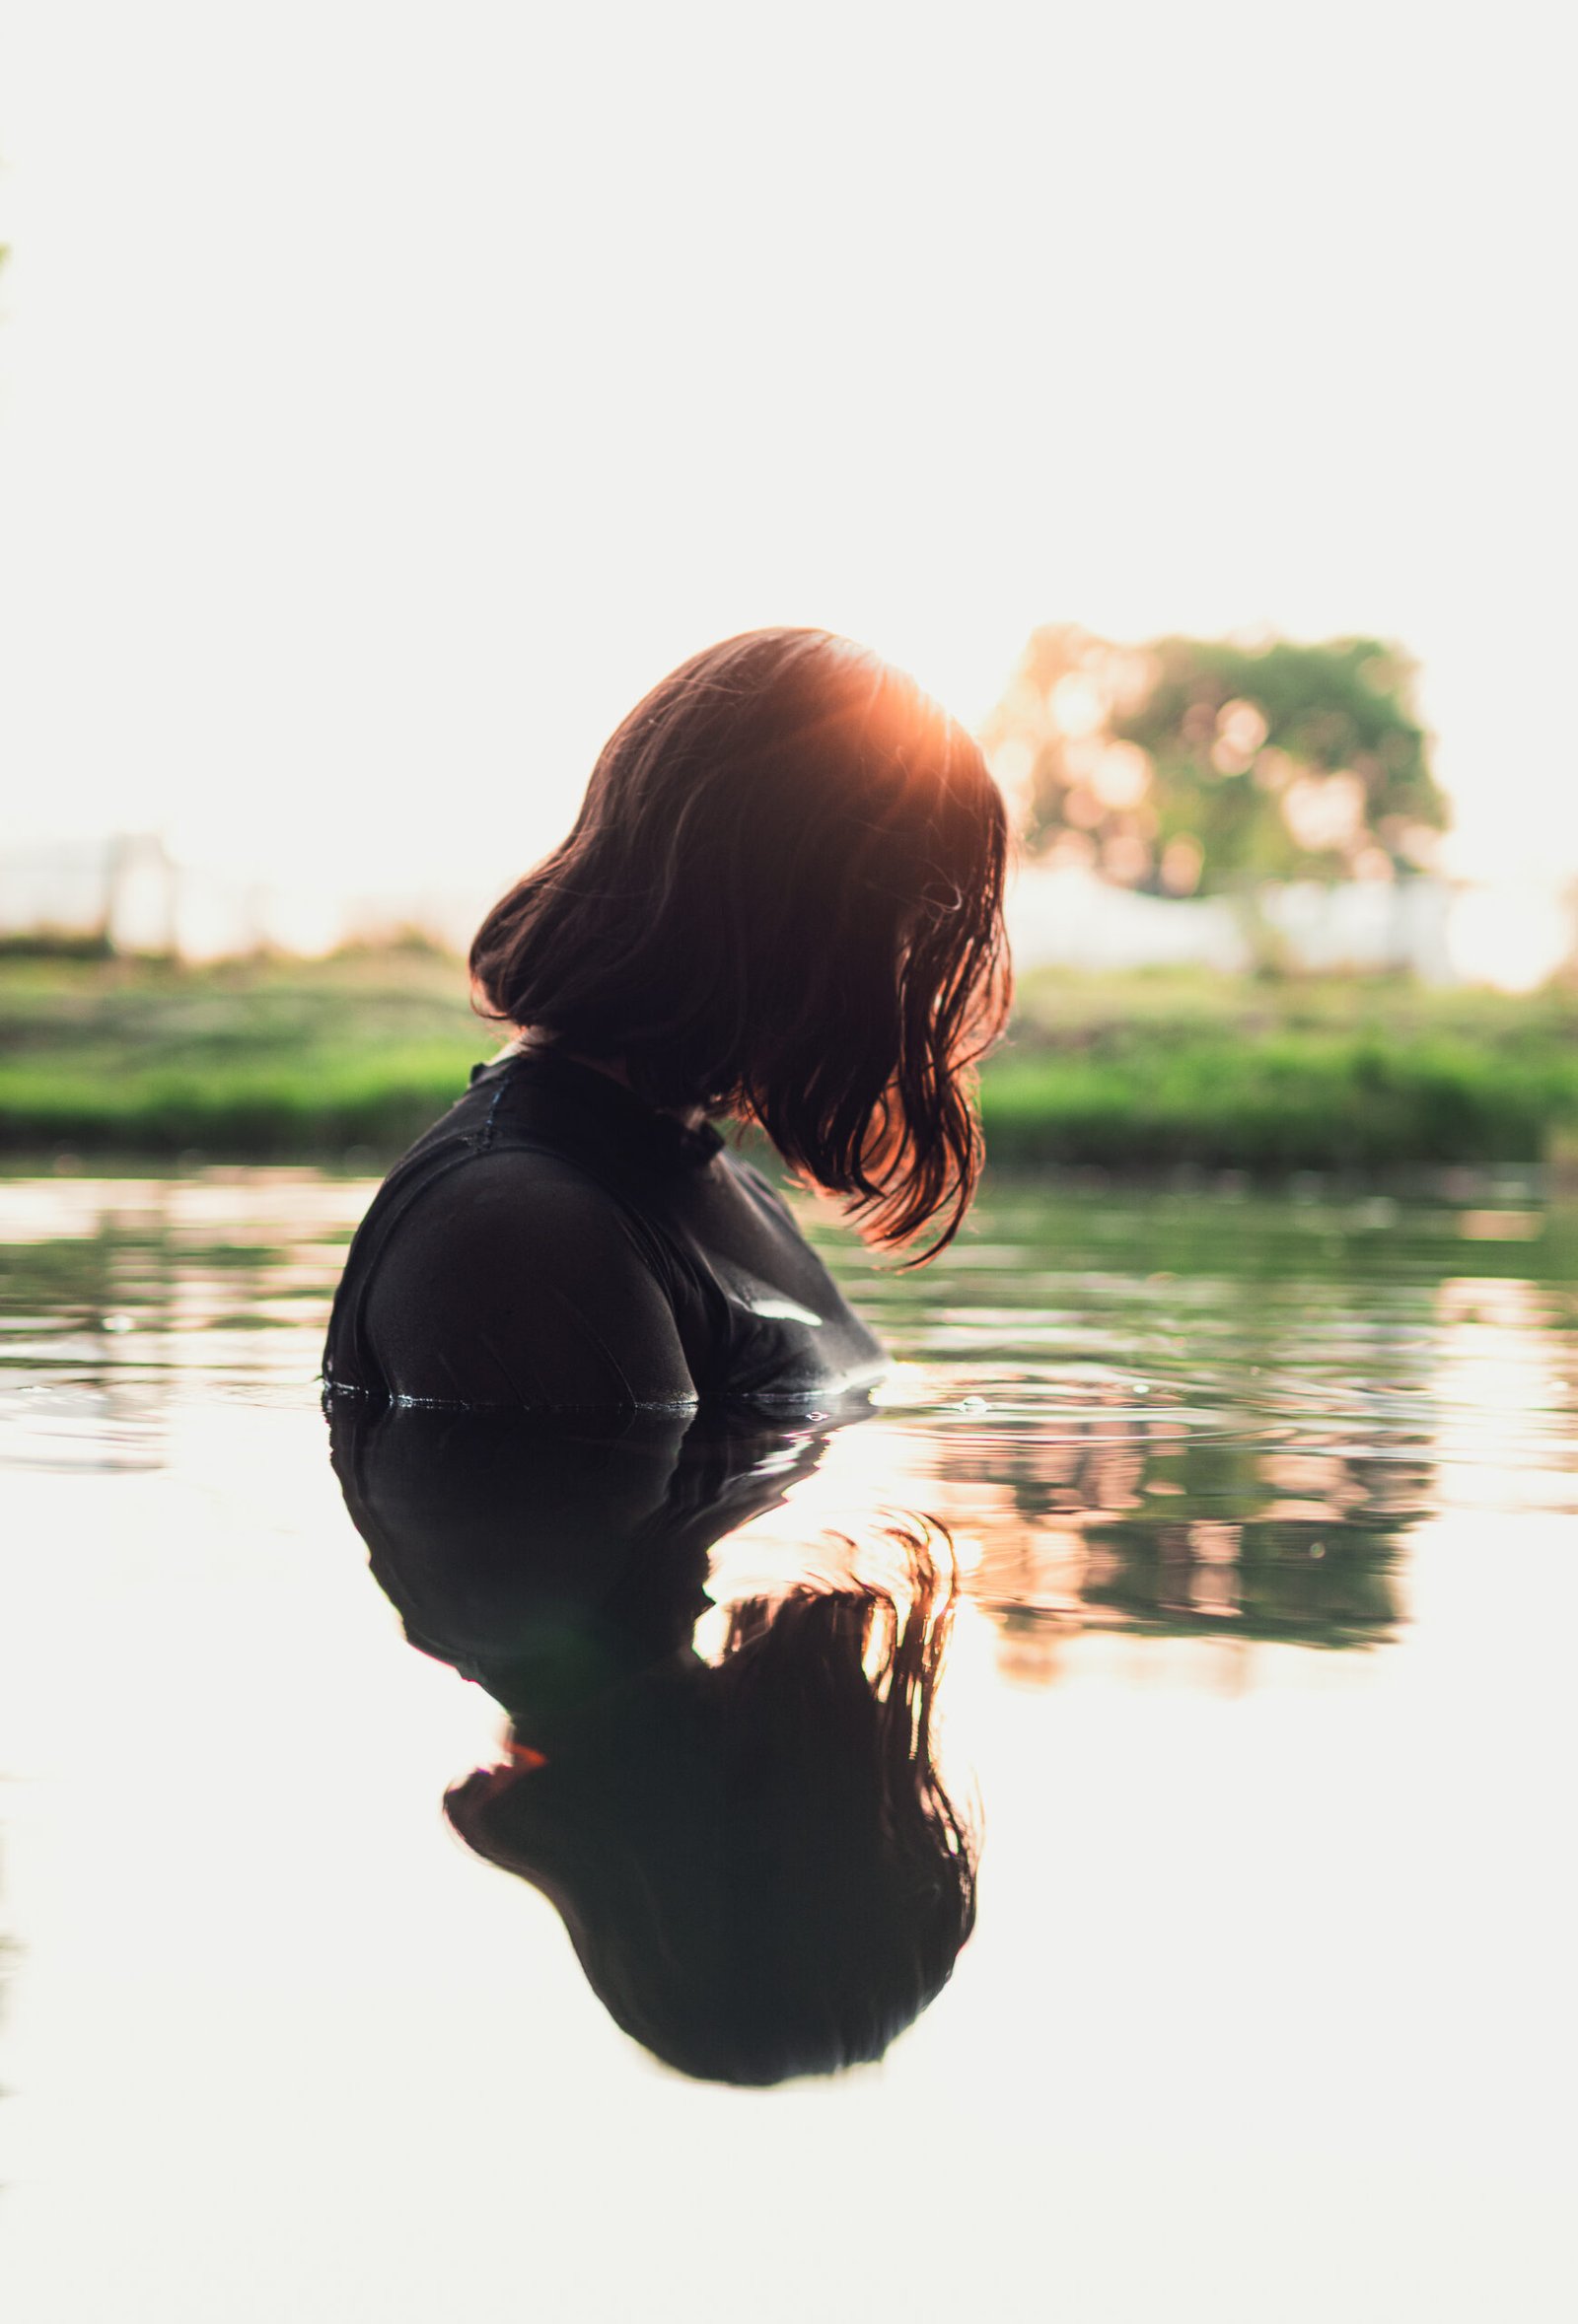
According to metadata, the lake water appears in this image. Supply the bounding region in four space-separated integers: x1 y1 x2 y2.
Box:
1 1164 1575 2321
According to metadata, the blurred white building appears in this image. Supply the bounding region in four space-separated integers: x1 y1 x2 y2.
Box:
0 836 492 961
1006 861 1249 975
2 836 1572 991
1006 861 1509 986
0 834 181 953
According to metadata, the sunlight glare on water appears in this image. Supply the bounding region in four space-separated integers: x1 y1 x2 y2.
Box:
1 1165 1575 2322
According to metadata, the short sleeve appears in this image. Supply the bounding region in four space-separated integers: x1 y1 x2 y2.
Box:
358 1151 698 1410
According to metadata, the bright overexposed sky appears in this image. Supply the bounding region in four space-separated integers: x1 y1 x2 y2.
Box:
1 1 1574 940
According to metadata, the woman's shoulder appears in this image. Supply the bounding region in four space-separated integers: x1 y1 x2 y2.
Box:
718 1148 798 1223
324 1108 699 1410
353 1135 682 1314
326 1141 697 1408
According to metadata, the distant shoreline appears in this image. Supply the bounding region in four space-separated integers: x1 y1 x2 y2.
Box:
4 947 1578 1173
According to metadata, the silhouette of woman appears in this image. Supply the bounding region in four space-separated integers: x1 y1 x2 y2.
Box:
323 627 1010 1410
330 1394 978 2085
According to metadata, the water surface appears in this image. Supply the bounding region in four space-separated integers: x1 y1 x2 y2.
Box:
1 1166 1574 2320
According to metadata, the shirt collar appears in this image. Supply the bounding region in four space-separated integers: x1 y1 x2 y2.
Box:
469 1045 726 1169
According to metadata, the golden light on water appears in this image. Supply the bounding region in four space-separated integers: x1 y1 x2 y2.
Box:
5 1159 1578 2314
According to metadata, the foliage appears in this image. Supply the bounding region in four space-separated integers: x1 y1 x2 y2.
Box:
979 1037 1563 1170
0 948 486 1156
5 953 1578 1169
982 966 1578 1167
980 625 1449 894
0 931 117 961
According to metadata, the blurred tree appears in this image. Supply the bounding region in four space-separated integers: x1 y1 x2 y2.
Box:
979 626 1449 894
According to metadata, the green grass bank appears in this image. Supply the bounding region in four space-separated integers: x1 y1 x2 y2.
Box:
3 947 1578 1171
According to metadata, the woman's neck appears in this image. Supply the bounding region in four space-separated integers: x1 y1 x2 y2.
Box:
506 1029 709 1134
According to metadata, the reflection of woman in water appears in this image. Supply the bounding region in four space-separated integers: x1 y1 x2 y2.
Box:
332 1399 977 2084
323 627 1010 1410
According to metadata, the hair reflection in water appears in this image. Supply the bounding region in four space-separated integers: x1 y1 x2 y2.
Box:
329 1400 977 2087
450 1521 972 2086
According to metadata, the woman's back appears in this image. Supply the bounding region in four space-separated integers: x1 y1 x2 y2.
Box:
323 1046 886 1410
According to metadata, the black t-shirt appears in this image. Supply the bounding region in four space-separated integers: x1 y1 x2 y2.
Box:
322 1046 887 1409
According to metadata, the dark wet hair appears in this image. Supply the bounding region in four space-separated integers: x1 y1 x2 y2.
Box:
444 1521 977 2087
468 627 1011 1260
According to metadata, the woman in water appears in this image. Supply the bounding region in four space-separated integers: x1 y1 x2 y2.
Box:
323 625 1011 1410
